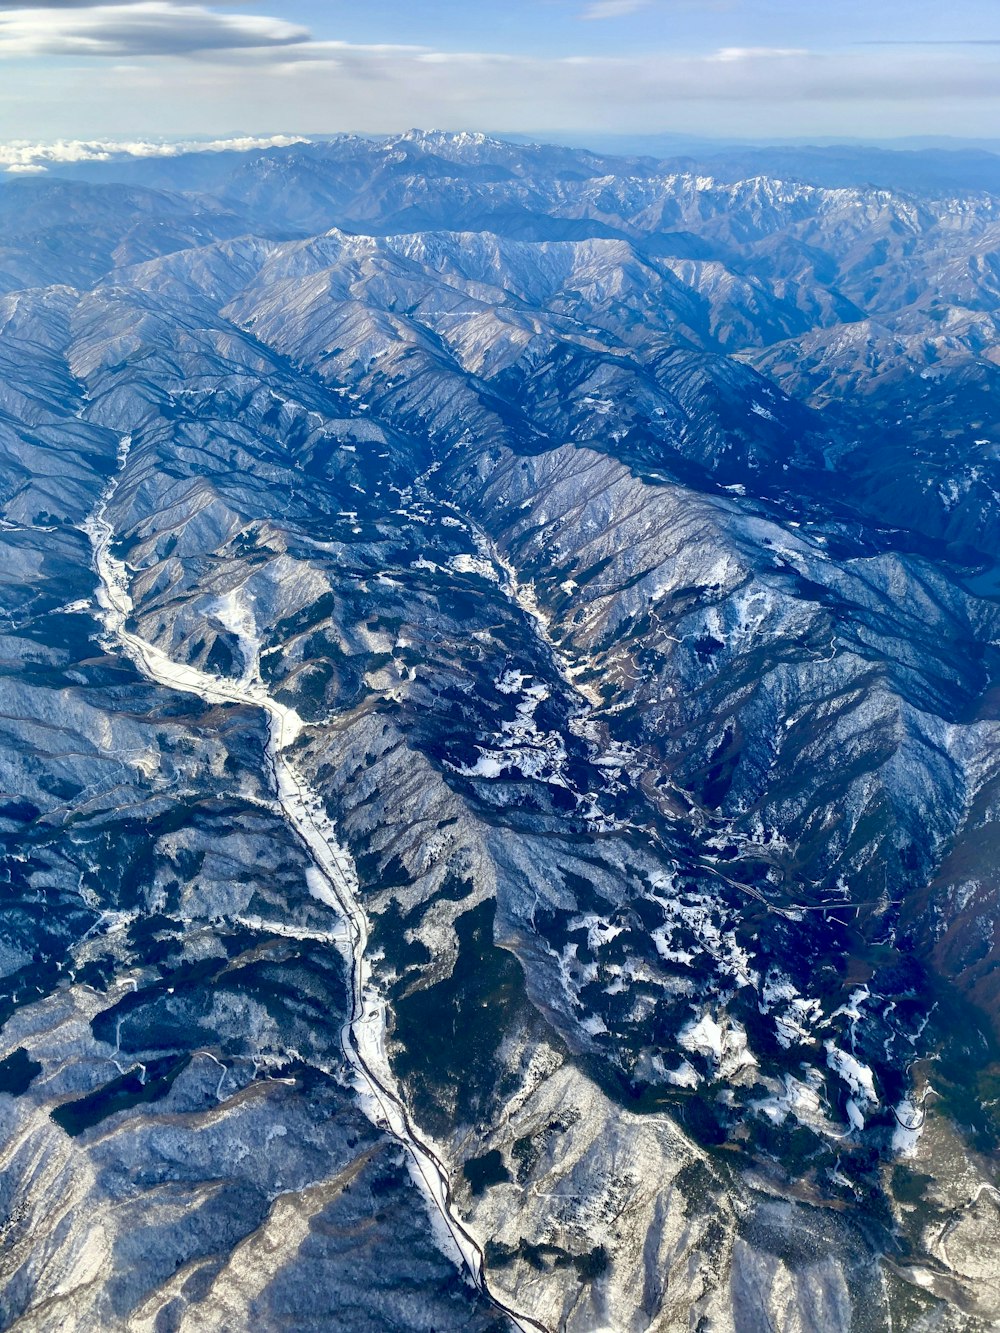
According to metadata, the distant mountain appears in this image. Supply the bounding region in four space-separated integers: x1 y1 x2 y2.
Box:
532 135 1000 196
0 131 997 1332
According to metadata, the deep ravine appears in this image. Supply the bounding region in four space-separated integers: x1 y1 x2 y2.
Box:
82 435 550 1333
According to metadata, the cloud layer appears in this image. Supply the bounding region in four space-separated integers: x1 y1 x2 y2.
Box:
0 132 308 170
0 3 998 140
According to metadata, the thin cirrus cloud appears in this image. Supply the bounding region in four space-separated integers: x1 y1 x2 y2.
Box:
165 43 1000 125
580 0 651 19
859 38 1000 46
0 3 309 56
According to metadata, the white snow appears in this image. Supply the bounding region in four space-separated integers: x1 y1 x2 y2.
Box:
679 1011 757 1080
650 882 758 989
753 1071 827 1129
83 439 546 1333
580 1014 609 1038
679 1013 725 1062
662 1059 700 1089
448 552 499 582
453 672 569 786
209 586 259 684
845 1098 866 1132
825 1039 878 1106
892 1095 925 1158
760 969 824 1049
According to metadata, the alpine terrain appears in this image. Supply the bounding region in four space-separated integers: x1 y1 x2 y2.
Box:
0 130 997 1332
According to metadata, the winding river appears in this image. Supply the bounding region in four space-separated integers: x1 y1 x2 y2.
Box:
84 435 548 1333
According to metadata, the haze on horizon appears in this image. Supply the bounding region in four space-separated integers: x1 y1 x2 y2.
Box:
0 0 997 147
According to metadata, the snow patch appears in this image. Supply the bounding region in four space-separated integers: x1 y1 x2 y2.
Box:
825 1040 878 1108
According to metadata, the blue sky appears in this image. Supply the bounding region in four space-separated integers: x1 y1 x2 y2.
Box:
0 0 997 145
297 0 994 60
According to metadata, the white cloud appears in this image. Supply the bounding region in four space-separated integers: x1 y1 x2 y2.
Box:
709 47 810 63
0 133 309 167
0 0 170 6
0 3 309 57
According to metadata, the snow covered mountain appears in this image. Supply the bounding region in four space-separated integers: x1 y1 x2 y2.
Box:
0 131 998 1331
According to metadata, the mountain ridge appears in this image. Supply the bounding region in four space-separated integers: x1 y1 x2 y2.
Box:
0 131 996 1331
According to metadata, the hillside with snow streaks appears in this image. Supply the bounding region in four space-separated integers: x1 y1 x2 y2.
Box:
0 133 996 1331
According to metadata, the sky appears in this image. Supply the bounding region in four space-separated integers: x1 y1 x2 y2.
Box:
0 0 998 148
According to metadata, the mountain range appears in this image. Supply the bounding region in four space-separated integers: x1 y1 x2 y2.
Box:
0 129 997 1332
